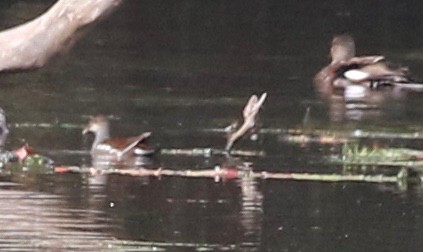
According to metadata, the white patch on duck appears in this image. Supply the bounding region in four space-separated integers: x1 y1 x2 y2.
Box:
134 148 155 156
344 69 370 81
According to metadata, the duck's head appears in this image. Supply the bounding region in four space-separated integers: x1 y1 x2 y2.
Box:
330 34 356 63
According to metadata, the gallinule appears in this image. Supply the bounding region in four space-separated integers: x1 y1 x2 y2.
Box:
82 115 154 160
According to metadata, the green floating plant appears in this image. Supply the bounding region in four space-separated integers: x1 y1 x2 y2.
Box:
341 142 423 167
4 154 54 176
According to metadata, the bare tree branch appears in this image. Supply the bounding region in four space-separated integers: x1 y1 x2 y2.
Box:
225 93 267 152
0 0 123 72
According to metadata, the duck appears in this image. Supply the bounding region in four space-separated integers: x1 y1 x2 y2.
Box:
314 34 422 98
82 115 154 160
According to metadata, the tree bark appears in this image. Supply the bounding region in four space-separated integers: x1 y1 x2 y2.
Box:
0 0 123 72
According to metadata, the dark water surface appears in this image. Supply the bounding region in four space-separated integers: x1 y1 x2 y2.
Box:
1 1 423 251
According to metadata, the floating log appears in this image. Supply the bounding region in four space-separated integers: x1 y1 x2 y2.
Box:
205 126 423 146
282 128 423 141
53 165 408 185
160 148 266 157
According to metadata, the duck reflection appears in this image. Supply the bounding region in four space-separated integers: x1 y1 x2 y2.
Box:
314 35 423 121
325 86 405 122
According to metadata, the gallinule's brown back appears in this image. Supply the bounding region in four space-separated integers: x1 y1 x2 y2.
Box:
82 115 154 161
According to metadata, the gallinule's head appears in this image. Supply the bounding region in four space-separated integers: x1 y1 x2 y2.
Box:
330 35 356 63
82 115 110 150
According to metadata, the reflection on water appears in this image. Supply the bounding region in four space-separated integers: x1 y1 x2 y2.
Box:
2 0 423 251
103 172 264 250
325 90 404 122
90 155 154 170
238 168 263 250
2 171 267 251
0 180 118 251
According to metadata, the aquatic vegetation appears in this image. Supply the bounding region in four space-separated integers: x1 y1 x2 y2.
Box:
342 142 423 165
0 144 54 179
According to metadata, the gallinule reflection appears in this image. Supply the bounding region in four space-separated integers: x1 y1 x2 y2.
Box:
82 115 154 162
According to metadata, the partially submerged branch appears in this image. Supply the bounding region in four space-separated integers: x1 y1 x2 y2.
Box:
160 147 265 157
52 165 407 185
0 0 122 72
278 127 423 145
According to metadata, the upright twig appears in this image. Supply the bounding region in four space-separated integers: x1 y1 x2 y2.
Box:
225 93 267 152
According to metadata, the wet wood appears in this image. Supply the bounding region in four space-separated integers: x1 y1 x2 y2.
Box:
0 0 123 72
53 165 404 185
160 148 266 157
225 93 267 151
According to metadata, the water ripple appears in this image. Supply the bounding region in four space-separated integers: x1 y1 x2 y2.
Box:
0 188 118 251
